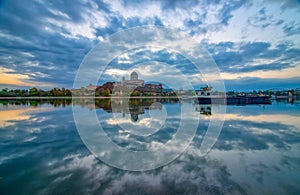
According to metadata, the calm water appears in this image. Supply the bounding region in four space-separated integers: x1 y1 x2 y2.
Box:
0 98 299 194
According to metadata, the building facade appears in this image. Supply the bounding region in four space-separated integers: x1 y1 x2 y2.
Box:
122 72 144 89
113 72 144 95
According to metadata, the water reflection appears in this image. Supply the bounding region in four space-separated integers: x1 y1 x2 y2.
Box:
0 98 72 108
195 104 212 115
0 109 32 128
0 99 299 194
0 99 173 131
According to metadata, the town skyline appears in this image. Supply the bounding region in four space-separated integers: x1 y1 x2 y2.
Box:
1 71 299 97
1 70 299 93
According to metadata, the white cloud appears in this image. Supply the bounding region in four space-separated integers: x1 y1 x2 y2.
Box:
45 5 108 39
205 1 300 46
105 68 128 77
104 0 162 20
1 0 299 89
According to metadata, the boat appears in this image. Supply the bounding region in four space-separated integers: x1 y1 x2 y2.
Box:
195 86 225 104
195 86 271 105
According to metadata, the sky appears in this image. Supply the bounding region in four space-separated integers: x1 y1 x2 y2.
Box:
0 0 300 91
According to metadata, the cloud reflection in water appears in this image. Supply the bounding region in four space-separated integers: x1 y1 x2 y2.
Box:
0 99 299 194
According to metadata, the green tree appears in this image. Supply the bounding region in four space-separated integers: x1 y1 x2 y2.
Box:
103 89 111 97
131 90 141 96
61 88 66 96
29 88 39 96
52 88 62 97
65 89 72 96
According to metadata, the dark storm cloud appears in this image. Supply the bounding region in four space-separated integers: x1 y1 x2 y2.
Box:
0 0 97 37
0 31 93 87
224 77 300 91
105 48 199 76
0 0 299 89
0 0 174 88
0 0 109 87
204 41 300 73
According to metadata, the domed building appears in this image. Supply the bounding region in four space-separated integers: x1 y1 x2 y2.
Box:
130 71 138 81
113 72 144 95
123 72 144 89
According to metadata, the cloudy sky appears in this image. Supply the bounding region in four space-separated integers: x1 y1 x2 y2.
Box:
0 0 299 91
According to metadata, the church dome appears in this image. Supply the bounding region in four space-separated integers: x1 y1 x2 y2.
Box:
130 71 138 80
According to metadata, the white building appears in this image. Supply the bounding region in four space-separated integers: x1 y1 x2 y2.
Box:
122 72 144 89
114 72 144 95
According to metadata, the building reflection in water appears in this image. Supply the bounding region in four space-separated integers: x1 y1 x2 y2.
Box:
195 104 212 116
111 98 164 122
2 98 296 120
0 98 171 127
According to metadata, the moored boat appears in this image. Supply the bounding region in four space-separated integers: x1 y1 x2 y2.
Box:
195 86 271 105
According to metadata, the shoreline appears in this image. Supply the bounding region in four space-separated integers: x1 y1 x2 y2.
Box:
0 96 182 99
0 96 298 100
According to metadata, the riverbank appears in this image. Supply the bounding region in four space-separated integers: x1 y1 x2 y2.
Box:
0 96 181 99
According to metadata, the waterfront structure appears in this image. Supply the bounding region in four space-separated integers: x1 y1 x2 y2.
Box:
195 86 212 97
195 86 271 104
195 104 212 115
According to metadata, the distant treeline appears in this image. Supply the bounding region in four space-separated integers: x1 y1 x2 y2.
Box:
0 98 179 110
227 89 299 97
0 88 72 97
0 87 299 97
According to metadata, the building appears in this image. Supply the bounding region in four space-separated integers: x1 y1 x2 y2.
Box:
145 83 162 89
141 83 163 96
113 72 145 95
113 72 165 96
195 86 212 96
86 84 97 91
122 72 144 89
